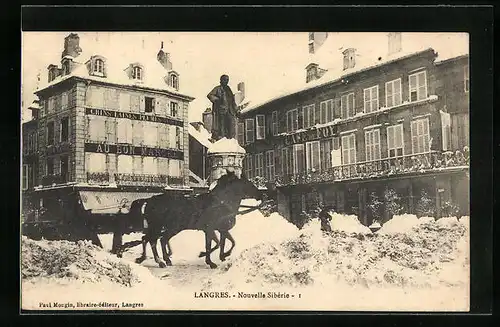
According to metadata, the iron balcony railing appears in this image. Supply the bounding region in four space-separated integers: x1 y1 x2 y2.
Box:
271 149 469 187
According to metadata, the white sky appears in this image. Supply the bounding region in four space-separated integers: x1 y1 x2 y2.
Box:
21 32 468 123
21 32 310 122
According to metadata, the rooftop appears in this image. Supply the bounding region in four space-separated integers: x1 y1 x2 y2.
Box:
241 32 469 114
35 33 195 101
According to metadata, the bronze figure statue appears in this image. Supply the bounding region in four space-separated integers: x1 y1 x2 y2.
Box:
207 74 239 141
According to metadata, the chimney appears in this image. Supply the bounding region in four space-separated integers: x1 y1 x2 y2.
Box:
388 32 402 55
202 108 213 133
342 48 356 70
61 33 82 59
157 41 173 71
237 82 245 100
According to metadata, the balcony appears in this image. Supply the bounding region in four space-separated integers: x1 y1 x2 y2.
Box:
114 173 184 187
41 174 69 186
274 149 469 187
87 172 110 185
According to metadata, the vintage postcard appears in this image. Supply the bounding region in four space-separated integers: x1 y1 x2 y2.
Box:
21 31 470 311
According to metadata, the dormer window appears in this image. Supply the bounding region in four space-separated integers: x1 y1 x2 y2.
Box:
167 71 179 90
94 59 104 74
171 74 178 89
132 66 143 80
89 56 106 77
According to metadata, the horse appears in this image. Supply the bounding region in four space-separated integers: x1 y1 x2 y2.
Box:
118 171 263 269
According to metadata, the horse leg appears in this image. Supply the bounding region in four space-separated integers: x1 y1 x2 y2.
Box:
159 233 173 266
219 231 227 262
198 232 220 257
135 235 148 264
203 230 218 269
220 231 236 261
150 235 167 268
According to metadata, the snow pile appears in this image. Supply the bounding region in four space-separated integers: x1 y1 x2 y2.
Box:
207 137 246 154
21 236 147 287
216 213 468 289
378 214 433 235
327 212 372 234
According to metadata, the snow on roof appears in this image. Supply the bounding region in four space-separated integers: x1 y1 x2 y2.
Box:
188 123 212 148
207 137 246 154
241 33 469 114
36 34 195 100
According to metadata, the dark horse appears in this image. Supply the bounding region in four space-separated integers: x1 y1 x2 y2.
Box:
118 171 262 269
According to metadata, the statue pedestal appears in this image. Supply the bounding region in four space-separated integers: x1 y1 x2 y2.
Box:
207 138 246 184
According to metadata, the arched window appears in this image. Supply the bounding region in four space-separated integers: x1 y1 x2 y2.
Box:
132 66 142 80
94 59 104 74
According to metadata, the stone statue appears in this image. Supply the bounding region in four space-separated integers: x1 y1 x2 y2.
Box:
207 74 239 141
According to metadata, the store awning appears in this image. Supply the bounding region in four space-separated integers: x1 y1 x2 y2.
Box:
78 191 161 214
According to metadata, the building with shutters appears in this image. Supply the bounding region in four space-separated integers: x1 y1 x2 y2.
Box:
237 32 470 226
22 33 195 223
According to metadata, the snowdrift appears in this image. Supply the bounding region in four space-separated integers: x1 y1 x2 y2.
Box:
21 236 153 287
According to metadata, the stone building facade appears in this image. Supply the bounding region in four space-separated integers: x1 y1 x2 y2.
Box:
238 33 469 226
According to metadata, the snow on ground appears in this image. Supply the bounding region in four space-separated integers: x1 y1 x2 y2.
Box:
21 203 470 311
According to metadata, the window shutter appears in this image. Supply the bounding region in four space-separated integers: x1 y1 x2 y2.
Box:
278 110 286 134
341 95 347 119
334 98 341 120
237 122 245 145
314 104 321 125
139 96 145 113
320 102 327 124
245 118 255 143
130 94 140 113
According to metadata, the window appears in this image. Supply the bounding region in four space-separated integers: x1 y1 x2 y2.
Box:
365 129 381 161
387 124 404 158
281 146 292 175
286 109 298 132
409 70 427 102
143 157 158 175
441 111 452 151
132 66 142 80
22 165 29 190
170 102 179 117
143 122 158 147
169 159 182 177
265 150 275 181
171 74 179 89
331 137 342 167
292 144 305 174
176 127 183 149
411 118 430 154
132 121 144 145
341 93 355 119
117 155 133 174
255 153 264 177
60 155 69 182
158 125 169 148
60 117 69 142
61 92 68 110
133 156 142 174
86 153 106 173
464 65 469 93
245 118 255 143
306 141 320 171
119 93 131 112
363 85 379 113
244 155 253 179
256 115 265 140
320 138 333 170
271 111 278 136
47 121 55 145
94 59 104 74
341 133 356 165
385 78 402 108
48 97 55 114
169 125 177 148
46 157 55 175
320 99 334 124
302 104 317 128
237 122 245 145
145 97 155 113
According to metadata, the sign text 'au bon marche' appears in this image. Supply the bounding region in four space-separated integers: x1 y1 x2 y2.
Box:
84 142 184 160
